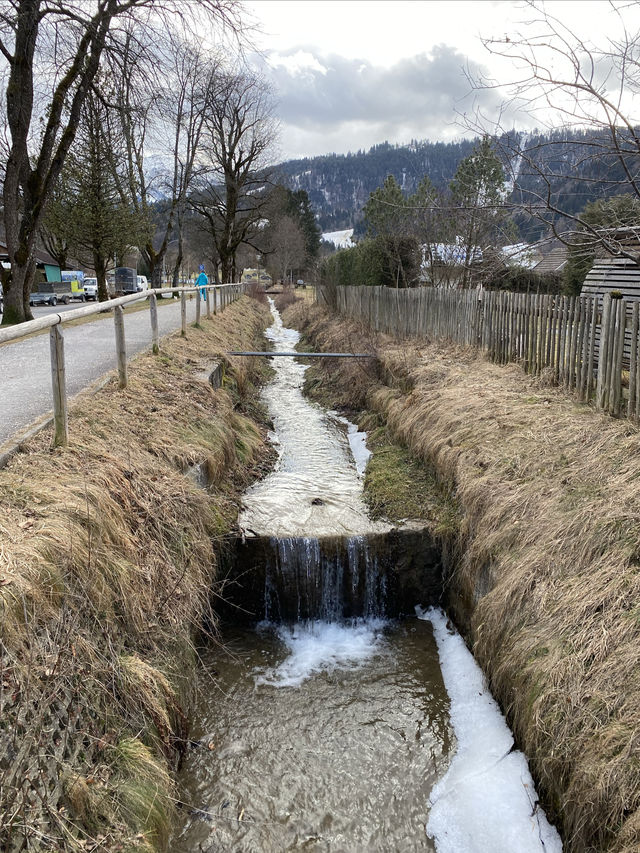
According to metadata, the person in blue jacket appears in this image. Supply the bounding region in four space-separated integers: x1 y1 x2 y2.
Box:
195 268 208 301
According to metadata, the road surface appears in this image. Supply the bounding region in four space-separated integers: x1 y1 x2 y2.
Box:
0 295 202 447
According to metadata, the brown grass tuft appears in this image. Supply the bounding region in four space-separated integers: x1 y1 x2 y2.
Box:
291 299 640 853
0 297 273 851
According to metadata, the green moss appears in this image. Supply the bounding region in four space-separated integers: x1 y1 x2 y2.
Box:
363 426 458 533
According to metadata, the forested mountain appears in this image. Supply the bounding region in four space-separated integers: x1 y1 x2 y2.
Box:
275 129 639 241
274 139 477 232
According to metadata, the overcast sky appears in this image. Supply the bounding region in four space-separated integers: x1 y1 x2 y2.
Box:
243 0 640 162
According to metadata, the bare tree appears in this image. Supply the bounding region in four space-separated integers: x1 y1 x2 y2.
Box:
469 0 640 261
107 30 226 288
0 0 242 325
191 69 278 283
268 216 307 284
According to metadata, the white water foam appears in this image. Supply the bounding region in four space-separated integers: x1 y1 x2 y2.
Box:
254 620 387 688
416 606 563 853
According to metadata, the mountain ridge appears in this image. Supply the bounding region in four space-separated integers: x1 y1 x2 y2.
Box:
274 129 638 242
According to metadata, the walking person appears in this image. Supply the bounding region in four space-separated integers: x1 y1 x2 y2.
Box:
195 266 208 301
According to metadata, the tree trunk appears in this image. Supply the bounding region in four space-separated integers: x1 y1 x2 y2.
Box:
171 212 184 289
151 261 164 288
3 257 36 325
220 254 233 284
172 245 183 289
94 251 109 302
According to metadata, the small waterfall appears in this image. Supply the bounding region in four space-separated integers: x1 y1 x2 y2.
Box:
225 529 441 625
263 535 388 623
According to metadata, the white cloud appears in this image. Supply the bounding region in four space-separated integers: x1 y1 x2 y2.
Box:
267 50 328 77
253 46 502 159
243 0 640 160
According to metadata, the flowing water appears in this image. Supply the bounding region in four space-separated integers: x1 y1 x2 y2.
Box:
237 302 387 539
173 301 563 852
173 620 450 852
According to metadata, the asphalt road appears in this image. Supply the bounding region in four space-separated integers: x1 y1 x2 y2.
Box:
0 295 202 446
30 301 99 317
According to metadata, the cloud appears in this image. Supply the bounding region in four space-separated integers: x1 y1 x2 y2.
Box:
253 45 505 159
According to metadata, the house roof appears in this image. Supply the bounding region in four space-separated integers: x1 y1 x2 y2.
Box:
532 246 568 274
0 238 61 269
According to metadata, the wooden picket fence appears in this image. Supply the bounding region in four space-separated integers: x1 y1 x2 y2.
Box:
323 284 640 421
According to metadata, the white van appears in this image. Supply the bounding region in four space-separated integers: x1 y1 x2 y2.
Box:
136 275 149 292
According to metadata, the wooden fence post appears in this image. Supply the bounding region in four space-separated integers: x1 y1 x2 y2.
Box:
628 301 639 419
49 324 68 447
611 298 626 416
149 293 159 354
603 297 618 411
114 305 127 389
635 305 640 422
196 287 201 326
596 294 611 410
206 287 211 319
586 297 598 401
181 290 187 336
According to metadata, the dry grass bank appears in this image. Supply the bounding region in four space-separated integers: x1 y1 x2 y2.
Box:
285 300 640 853
0 297 273 852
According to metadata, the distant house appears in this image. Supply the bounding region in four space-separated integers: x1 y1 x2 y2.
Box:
501 243 541 269
421 240 542 287
532 246 569 275
420 239 483 287
0 238 62 285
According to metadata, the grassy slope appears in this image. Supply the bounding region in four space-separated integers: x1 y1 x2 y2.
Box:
0 297 274 852
284 299 640 853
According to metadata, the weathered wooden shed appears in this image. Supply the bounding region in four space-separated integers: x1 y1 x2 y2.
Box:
581 256 640 304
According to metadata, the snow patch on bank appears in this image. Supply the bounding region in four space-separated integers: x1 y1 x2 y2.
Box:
417 606 563 853
330 412 371 476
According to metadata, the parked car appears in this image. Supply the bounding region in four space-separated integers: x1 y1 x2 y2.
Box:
83 277 98 300
136 275 148 292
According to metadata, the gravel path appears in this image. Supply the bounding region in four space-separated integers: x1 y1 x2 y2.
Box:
0 296 204 446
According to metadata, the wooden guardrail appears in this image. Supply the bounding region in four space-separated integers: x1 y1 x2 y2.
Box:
322 284 640 423
1 282 245 447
